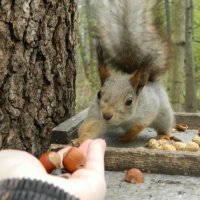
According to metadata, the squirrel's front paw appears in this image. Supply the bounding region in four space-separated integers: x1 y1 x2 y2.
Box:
120 134 137 143
157 134 181 142
70 138 82 147
121 126 144 143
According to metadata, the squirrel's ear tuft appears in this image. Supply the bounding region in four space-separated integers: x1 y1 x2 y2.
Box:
96 40 109 85
129 67 150 95
98 65 110 85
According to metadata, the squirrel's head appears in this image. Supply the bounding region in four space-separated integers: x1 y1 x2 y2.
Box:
96 41 150 125
97 68 149 126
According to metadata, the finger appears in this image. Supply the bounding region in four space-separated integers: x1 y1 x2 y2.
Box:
85 139 106 175
78 139 92 156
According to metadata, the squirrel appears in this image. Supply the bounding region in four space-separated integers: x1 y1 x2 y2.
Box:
76 0 175 144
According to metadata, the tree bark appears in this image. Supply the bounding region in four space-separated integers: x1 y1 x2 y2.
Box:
185 0 197 112
0 0 77 155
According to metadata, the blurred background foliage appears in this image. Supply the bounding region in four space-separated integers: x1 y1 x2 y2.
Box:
75 0 200 113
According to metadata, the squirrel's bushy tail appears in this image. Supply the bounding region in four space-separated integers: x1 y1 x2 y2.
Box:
94 0 172 81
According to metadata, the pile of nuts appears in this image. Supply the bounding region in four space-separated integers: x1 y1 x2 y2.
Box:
147 124 200 152
147 135 200 152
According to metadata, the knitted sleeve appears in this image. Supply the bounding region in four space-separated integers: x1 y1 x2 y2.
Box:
0 178 79 200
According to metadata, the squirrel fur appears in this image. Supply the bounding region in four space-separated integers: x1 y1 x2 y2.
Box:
76 0 174 144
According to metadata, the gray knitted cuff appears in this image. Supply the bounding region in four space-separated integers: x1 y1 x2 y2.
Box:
0 178 79 200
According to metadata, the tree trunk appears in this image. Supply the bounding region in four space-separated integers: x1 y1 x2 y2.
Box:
185 0 197 112
164 0 171 36
0 0 77 155
85 0 95 61
167 0 186 111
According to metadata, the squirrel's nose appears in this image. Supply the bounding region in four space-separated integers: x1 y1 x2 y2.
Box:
103 112 113 121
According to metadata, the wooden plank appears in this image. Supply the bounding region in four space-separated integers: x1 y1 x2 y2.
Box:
51 108 88 144
105 147 200 176
175 112 200 129
50 143 200 176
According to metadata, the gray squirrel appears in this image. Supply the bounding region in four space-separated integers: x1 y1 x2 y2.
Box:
76 0 174 144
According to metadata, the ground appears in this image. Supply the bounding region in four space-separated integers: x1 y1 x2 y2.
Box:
105 171 200 200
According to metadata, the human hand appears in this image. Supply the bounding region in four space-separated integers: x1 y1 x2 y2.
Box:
0 139 106 200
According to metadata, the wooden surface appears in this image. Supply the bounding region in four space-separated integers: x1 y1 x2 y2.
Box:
175 112 200 129
50 142 200 176
105 147 200 176
51 108 89 144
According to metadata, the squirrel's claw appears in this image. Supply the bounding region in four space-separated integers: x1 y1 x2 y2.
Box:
70 138 81 147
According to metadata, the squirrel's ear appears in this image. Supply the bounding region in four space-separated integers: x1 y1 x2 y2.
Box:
129 68 149 95
96 40 109 85
98 64 110 85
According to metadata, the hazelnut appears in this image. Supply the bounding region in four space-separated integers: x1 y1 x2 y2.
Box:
173 142 186 151
185 141 199 152
192 135 200 145
162 143 176 151
175 124 188 132
62 147 86 173
124 168 144 184
39 151 61 173
148 139 161 149
157 139 168 146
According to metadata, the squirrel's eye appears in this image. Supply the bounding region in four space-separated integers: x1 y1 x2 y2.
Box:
125 97 133 106
97 91 101 99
